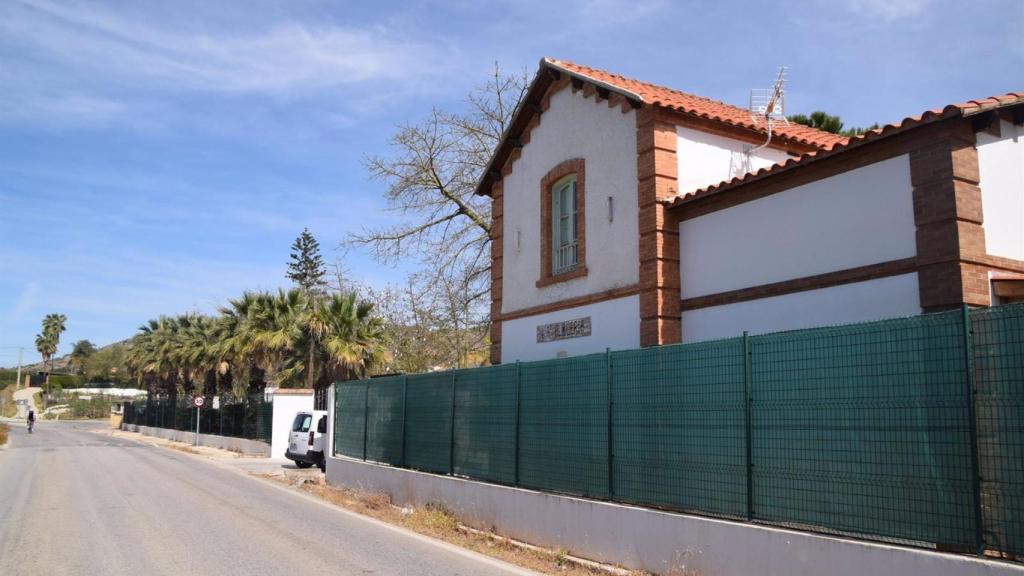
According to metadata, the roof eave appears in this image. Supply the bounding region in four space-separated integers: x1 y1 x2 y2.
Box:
663 106 974 211
542 57 646 103
474 58 645 197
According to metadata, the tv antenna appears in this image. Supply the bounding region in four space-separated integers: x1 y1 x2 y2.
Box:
745 66 788 159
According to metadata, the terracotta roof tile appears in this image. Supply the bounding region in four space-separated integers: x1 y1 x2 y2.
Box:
664 91 1024 209
544 57 848 150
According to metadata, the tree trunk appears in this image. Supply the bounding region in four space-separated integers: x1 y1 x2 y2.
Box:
43 356 51 410
307 341 315 389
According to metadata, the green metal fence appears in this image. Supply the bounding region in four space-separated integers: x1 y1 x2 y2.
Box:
123 394 272 443
334 304 1024 558
972 305 1024 557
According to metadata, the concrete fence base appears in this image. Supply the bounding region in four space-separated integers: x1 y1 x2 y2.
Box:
122 423 270 457
326 455 1023 576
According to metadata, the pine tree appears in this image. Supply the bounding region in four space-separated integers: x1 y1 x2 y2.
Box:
286 228 327 294
787 111 880 137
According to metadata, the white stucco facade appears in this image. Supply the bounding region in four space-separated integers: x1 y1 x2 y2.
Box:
679 154 916 298
270 390 314 459
676 126 791 194
682 273 922 343
501 295 639 362
501 87 639 313
977 120 1024 261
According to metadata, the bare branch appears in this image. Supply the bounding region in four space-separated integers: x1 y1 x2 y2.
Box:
346 63 527 348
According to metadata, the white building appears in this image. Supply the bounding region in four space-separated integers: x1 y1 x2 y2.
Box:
480 58 1024 363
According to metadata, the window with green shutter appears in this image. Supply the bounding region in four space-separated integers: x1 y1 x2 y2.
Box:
552 174 578 274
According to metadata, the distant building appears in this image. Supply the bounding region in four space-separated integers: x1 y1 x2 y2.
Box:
481 58 1024 363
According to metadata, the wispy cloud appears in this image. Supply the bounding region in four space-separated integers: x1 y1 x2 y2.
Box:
0 0 461 131
843 0 933 22
3 0 454 96
0 92 137 128
12 282 39 319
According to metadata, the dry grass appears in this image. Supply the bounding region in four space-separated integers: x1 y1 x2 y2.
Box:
1 384 16 418
0 422 8 446
166 443 200 455
260 473 650 576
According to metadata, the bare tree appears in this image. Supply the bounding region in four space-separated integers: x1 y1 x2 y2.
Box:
350 64 528 330
365 274 488 374
365 281 448 374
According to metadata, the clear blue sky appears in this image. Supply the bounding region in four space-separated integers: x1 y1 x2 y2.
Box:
1 0 1021 364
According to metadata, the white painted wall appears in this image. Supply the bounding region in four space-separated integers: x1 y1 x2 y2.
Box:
681 273 922 343
270 392 314 459
326 456 1023 576
501 295 639 362
977 120 1024 261
679 154 916 298
501 88 638 313
62 388 148 397
676 126 791 194
124 424 271 456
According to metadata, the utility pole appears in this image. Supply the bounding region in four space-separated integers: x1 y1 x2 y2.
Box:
16 347 23 390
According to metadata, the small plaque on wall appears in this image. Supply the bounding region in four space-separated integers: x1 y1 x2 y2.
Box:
536 317 592 343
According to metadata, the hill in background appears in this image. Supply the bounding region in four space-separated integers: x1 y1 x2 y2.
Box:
2 340 133 388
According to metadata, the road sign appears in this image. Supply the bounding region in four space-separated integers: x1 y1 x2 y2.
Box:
192 396 205 408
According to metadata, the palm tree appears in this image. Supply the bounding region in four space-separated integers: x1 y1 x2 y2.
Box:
126 287 388 414
316 292 389 381
235 289 305 388
41 313 67 377
127 316 180 397
219 293 263 398
43 313 67 337
35 333 56 374
34 332 56 408
34 313 67 409
70 340 97 375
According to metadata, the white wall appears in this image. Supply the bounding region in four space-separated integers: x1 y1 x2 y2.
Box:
501 88 638 313
124 424 271 456
679 154 916 298
271 392 314 459
326 456 1022 576
676 126 791 194
977 120 1024 261
63 388 148 397
501 295 639 362
682 273 922 343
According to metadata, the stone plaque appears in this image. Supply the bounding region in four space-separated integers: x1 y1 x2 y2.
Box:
536 317 592 343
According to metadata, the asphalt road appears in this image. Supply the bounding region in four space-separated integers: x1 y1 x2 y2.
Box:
0 420 533 576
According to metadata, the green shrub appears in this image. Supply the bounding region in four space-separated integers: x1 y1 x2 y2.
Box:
0 369 20 388
65 395 112 419
48 374 85 390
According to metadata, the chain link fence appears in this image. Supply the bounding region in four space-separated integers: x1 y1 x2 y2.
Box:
123 394 272 443
335 304 1024 558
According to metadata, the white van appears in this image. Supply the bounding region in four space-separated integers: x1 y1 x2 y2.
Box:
285 410 328 471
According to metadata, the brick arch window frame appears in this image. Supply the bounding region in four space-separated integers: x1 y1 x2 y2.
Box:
537 158 588 288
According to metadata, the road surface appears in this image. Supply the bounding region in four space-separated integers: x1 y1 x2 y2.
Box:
0 421 533 576
11 386 42 419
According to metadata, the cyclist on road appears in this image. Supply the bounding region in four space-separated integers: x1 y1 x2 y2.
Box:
27 409 35 433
